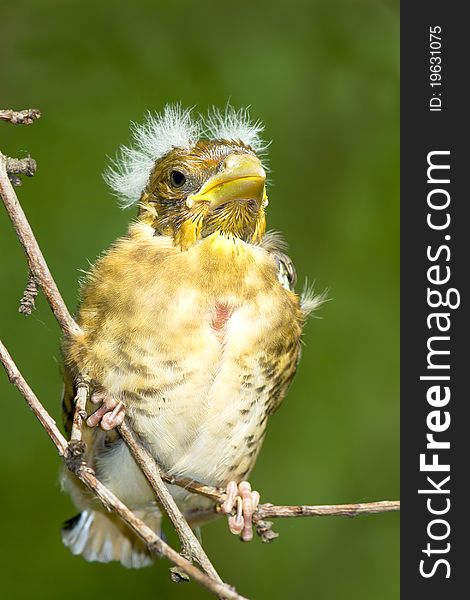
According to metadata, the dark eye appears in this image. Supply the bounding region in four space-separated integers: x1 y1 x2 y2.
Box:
170 170 186 188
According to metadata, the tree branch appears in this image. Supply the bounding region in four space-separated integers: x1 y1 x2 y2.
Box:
0 340 245 600
0 108 41 125
118 420 223 582
0 137 227 589
0 108 399 596
255 500 400 519
70 376 90 443
0 154 80 336
0 137 401 526
121 429 400 543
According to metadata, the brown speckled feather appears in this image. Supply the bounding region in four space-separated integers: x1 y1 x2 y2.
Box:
60 132 318 568
63 226 304 491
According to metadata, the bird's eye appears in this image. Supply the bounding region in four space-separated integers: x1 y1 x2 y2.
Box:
170 170 186 188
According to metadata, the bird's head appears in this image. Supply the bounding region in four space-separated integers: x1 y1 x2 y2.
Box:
105 105 269 250
141 140 267 249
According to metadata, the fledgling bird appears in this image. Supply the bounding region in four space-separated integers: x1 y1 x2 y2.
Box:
61 105 322 568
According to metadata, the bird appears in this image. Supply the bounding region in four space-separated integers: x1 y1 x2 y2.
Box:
60 104 322 568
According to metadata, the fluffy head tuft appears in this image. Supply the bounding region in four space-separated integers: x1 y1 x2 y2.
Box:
204 105 269 155
104 104 268 207
104 104 201 208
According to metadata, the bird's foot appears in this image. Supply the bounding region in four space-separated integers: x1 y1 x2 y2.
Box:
86 390 126 431
221 481 260 542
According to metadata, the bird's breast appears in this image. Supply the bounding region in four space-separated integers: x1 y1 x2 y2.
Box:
73 232 302 491
122 291 298 489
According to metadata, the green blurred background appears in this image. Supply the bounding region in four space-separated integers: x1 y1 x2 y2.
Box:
0 0 399 598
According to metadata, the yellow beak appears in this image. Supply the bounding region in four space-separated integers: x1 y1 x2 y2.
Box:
186 153 266 208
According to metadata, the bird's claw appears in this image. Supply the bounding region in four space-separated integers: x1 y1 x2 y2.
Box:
86 390 126 431
221 481 260 542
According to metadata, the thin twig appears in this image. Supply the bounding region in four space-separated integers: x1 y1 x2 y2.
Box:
0 118 400 520
0 340 245 600
255 500 400 519
118 424 399 545
70 377 90 443
0 339 71 454
119 420 223 582
147 466 400 521
253 500 400 541
0 153 80 336
18 271 39 316
0 146 225 585
162 473 226 504
0 143 401 525
0 112 400 597
0 108 41 125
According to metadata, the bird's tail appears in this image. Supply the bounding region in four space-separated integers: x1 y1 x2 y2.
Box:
61 509 155 569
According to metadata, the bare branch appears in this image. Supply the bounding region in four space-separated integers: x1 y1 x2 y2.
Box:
255 500 400 519
0 143 400 525
119 420 223 582
0 142 226 586
0 108 41 125
162 473 226 504
0 111 399 597
70 377 90 443
0 339 70 455
136 458 400 523
0 153 80 336
0 339 246 600
157 479 400 544
118 424 399 543
70 382 222 581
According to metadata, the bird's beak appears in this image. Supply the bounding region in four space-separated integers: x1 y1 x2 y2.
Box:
186 153 267 209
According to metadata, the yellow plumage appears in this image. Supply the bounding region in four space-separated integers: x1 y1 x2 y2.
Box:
60 109 315 567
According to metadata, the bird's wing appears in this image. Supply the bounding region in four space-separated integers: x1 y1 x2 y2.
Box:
259 238 302 415
273 250 297 292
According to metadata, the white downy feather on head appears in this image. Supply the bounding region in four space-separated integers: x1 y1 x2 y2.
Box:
104 103 268 207
203 105 269 155
104 104 201 208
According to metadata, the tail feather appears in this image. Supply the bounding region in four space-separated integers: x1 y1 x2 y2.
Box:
62 510 154 569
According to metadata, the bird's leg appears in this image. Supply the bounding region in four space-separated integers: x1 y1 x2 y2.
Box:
221 481 260 542
86 390 126 431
